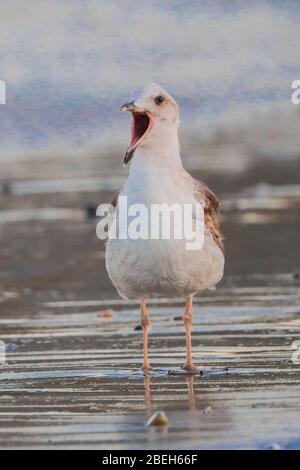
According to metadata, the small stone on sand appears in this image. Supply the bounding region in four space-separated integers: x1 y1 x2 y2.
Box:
97 309 113 318
146 411 168 426
202 406 213 414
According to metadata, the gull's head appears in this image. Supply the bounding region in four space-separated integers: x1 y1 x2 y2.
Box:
121 83 179 165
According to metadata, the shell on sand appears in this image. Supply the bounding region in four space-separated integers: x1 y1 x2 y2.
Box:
146 411 168 426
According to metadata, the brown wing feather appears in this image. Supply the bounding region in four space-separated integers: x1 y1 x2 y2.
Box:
109 182 224 253
193 179 224 253
110 191 120 208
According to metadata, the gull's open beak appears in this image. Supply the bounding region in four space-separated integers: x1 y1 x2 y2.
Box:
121 101 136 112
121 101 155 165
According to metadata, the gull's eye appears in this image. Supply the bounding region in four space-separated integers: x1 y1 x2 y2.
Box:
154 95 164 105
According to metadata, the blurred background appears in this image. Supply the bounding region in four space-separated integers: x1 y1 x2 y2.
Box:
0 0 300 311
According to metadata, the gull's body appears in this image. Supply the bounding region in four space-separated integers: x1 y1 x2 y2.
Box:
106 143 224 299
105 83 224 371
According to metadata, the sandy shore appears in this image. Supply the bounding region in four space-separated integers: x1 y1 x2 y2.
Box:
0 152 299 449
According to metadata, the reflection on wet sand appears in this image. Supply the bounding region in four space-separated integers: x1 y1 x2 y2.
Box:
186 376 196 412
0 279 300 448
143 375 197 414
144 376 152 416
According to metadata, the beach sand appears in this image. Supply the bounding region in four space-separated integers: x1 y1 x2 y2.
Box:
0 148 299 449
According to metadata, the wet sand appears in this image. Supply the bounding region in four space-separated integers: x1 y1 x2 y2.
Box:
0 152 300 449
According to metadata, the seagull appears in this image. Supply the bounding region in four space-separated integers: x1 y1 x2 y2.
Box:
105 83 224 372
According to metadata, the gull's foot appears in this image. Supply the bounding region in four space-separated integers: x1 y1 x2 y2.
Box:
141 365 153 373
181 363 198 374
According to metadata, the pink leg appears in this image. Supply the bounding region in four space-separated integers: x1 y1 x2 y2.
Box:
140 298 152 372
182 295 197 371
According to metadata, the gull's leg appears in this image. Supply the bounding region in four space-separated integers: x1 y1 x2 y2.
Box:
182 294 197 371
140 298 152 371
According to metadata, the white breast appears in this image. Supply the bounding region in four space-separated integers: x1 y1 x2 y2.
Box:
105 158 224 299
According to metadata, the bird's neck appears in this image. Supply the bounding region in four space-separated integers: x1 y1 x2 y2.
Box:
129 124 182 177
